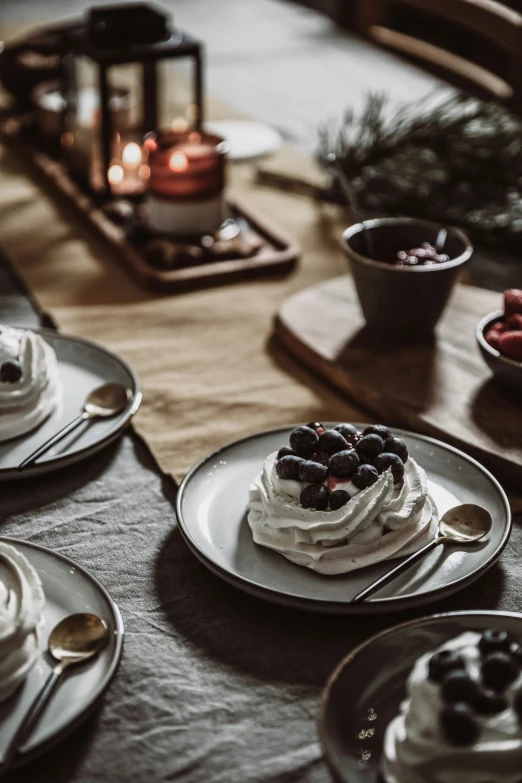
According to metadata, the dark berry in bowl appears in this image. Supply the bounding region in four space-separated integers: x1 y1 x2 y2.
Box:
441 671 479 705
352 464 379 489
318 429 349 455
289 426 319 456
475 687 508 715
300 484 329 511
277 446 295 459
334 424 360 446
299 460 328 484
356 434 384 460
384 436 408 463
428 650 465 683
329 449 360 478
276 455 304 481
478 629 513 656
0 360 23 383
482 652 520 691
309 451 331 467
441 703 480 746
363 424 391 441
373 453 405 484
329 490 351 511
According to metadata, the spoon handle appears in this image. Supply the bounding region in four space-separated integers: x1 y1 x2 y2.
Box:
18 412 89 471
351 537 447 604
0 663 65 773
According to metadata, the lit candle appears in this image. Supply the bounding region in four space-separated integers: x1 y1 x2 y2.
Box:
89 137 149 196
145 130 227 235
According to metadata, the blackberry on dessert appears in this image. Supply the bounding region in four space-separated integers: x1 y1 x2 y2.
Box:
247 422 437 575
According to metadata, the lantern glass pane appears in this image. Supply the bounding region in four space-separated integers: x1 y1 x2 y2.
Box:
157 58 197 132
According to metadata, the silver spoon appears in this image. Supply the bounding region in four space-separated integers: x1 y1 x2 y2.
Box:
351 504 492 604
435 227 448 254
18 382 131 471
0 614 108 772
326 152 375 258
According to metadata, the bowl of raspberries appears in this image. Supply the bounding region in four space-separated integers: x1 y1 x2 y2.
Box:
477 289 522 391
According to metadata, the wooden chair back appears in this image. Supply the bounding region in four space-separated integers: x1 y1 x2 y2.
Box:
358 0 522 111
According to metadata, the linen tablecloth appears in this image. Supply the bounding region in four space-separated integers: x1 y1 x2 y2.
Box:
1 21 522 783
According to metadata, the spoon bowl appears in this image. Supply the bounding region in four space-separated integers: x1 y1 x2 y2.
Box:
439 503 492 543
84 383 131 419
49 613 109 664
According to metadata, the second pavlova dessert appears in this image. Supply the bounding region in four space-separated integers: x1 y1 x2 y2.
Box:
247 422 437 575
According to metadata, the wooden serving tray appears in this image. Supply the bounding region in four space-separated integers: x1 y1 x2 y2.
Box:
275 275 522 491
0 115 300 292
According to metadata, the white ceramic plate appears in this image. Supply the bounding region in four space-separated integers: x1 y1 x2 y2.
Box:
320 611 522 783
176 425 511 614
0 537 123 767
0 329 141 479
204 120 281 160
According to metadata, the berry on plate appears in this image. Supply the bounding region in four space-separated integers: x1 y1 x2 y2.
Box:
276 455 304 481
277 446 295 460
440 703 479 746
363 424 392 441
498 331 522 362
428 650 465 683
299 460 328 484
329 489 351 510
317 429 349 455
485 329 501 349
507 313 522 331
329 449 359 478
334 423 360 446
504 289 522 317
383 436 408 463
355 434 384 460
289 426 319 456
481 652 520 691
373 452 405 483
300 484 329 511
352 464 379 489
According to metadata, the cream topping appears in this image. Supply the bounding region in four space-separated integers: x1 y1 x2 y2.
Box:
0 543 45 702
247 452 437 575
0 326 60 441
382 632 522 783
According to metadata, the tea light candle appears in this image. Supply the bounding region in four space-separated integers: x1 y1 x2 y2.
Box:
145 130 227 235
90 137 149 196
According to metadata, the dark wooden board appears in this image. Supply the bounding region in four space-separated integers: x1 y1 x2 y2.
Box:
0 115 300 292
275 275 522 493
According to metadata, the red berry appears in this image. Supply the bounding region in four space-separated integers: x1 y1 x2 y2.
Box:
490 321 506 334
507 314 522 331
485 329 501 349
498 330 522 362
504 289 522 317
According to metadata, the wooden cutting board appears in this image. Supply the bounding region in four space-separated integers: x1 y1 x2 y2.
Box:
275 275 522 497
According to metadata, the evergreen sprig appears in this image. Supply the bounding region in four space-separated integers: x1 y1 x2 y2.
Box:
317 92 522 249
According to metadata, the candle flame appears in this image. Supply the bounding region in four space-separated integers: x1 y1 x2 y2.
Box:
169 152 189 172
143 136 157 152
108 164 124 184
188 131 201 144
171 116 188 133
122 142 142 168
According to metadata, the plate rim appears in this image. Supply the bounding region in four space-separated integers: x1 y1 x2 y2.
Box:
0 535 125 768
0 327 142 479
176 424 512 614
319 609 522 783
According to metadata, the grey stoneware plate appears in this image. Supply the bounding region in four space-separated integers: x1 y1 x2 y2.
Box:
0 328 141 480
0 536 124 769
320 610 522 783
176 425 511 615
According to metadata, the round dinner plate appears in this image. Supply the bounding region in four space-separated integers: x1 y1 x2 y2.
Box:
204 120 282 161
0 328 141 479
320 610 522 783
0 536 123 768
176 425 511 614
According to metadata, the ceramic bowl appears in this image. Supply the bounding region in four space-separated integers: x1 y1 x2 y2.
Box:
342 218 473 336
476 310 522 392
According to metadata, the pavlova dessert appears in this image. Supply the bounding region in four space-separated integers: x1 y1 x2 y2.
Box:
383 629 522 783
0 542 46 701
0 326 60 442
247 422 437 575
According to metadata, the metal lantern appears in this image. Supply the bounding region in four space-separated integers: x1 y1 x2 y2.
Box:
60 3 204 195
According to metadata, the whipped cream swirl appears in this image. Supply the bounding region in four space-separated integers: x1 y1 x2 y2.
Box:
383 632 522 783
0 326 60 442
0 543 45 702
247 452 437 575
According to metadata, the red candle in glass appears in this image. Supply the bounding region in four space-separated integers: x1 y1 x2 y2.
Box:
145 130 227 234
